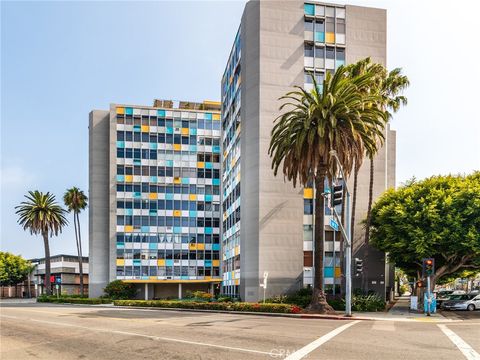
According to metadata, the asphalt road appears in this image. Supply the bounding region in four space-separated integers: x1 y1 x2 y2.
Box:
1 302 479 360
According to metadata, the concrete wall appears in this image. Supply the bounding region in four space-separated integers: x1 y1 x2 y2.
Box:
240 0 305 302
88 110 110 298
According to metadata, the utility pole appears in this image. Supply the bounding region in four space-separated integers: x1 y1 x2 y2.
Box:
329 150 352 317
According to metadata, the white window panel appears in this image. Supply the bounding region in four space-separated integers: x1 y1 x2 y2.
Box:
197 113 204 119
150 126 157 132
305 56 314 68
141 143 149 149
315 5 325 16
336 34 345 44
181 243 189 250
166 110 173 117
125 259 133 266
133 242 141 249
336 8 345 18
303 240 313 251
314 58 325 69
124 125 133 131
324 277 334 284
133 108 141 115
189 112 197 119
304 30 314 42
325 59 335 69
304 83 314 92
174 194 182 200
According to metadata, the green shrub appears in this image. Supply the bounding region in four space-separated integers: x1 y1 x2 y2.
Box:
216 296 233 303
350 294 385 312
192 291 213 301
113 300 300 313
37 296 111 304
103 280 136 300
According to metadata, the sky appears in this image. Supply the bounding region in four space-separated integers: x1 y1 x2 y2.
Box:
1 0 479 259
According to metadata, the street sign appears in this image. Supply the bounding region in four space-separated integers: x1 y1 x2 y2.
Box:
330 218 339 231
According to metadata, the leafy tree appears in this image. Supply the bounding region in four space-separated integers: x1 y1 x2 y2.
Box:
0 252 33 286
15 191 68 295
104 280 136 300
269 64 386 313
369 172 480 288
64 187 88 296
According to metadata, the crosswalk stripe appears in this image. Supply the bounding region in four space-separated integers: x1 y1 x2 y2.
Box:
438 324 480 360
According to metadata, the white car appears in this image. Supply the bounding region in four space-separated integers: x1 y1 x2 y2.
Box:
442 294 480 311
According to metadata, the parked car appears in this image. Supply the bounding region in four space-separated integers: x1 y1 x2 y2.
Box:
436 290 454 307
441 294 480 311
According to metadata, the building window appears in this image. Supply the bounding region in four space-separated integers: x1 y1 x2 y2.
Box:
304 3 315 16
305 20 313 32
304 44 314 57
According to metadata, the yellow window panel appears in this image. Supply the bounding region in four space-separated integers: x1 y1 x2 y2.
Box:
116 107 125 115
141 125 149 132
116 259 125 266
181 128 189 135
173 144 181 151
205 276 212 280
197 162 205 168
173 210 181 217
304 188 314 199
189 244 197 250
235 279 240 285
149 276 156 280
125 225 133 232
235 246 240 256
157 259 165 266
326 32 335 43
149 193 157 200
335 267 342 277
174 177 181 184
125 175 133 182
189 194 197 201
212 260 220 267
212 114 221 121
197 243 205 250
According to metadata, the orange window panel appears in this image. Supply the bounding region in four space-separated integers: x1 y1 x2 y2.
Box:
197 243 205 250
304 188 314 199
149 193 157 200
116 107 125 115
173 210 181 217
116 259 125 266
197 162 205 168
326 32 335 43
212 114 221 121
212 260 220 267
125 225 133 232
173 144 181 151
181 128 189 135
125 175 133 182
335 267 342 277
174 177 181 184
189 194 196 201
141 125 149 132
189 244 197 250
157 259 165 266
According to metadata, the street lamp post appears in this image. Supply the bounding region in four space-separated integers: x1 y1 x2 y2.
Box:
329 150 352 317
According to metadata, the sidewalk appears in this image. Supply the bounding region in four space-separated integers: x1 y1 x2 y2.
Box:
355 295 451 322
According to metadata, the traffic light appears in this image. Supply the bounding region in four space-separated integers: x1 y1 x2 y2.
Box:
332 183 343 207
416 280 424 288
354 258 363 276
423 258 435 277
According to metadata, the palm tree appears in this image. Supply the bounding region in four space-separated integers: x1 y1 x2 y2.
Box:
63 187 88 296
362 67 409 293
269 65 386 312
16 191 68 295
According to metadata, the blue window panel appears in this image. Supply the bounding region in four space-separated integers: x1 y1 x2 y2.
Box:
150 176 157 182
126 107 133 115
149 210 157 216
190 145 197 152
149 243 157 249
166 127 174 134
133 260 141 265
165 193 173 201
324 267 334 277
141 276 149 280
133 125 141 132
317 85 324 93
117 175 125 182
166 160 174 167
205 260 212 267
117 141 125 148
181 276 189 280
304 3 314 15
336 60 345 68
204 113 212 120
134 192 141 198
212 244 220 251
166 260 174 266
189 210 197 217
205 227 213 234
174 227 182 233
190 128 197 135
141 226 150 232
205 162 213 169
213 146 220 153
157 109 165 117
150 143 157 150
213 179 220 186
181 178 189 184
125 209 133 216
205 195 213 202
315 32 325 42
116 243 125 249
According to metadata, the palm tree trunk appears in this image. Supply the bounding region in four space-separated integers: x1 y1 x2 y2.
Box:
43 231 52 296
75 211 84 297
363 157 374 294
307 167 335 314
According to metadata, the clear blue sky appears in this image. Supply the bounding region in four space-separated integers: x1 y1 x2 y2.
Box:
2 0 479 259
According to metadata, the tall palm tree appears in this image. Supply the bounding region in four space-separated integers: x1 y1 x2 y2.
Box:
362 67 409 293
269 66 386 313
16 191 68 295
63 187 88 296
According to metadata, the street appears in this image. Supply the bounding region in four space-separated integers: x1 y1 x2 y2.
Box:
1 302 479 359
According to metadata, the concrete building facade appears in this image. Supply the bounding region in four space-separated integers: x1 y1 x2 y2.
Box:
89 100 222 299
221 1 395 301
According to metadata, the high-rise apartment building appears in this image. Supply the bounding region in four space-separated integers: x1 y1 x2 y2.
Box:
221 1 395 301
89 100 222 299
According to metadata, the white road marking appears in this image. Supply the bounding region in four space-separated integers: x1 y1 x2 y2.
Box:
371 320 395 331
284 320 361 360
0 314 272 356
438 324 480 360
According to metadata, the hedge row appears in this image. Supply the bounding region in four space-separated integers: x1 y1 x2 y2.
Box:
113 300 302 314
37 296 111 304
